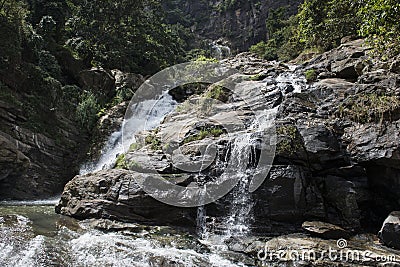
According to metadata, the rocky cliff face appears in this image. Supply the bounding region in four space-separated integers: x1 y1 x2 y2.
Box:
163 0 303 51
57 39 400 238
0 64 89 200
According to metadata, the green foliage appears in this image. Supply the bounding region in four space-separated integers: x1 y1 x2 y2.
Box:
27 0 70 40
116 154 140 169
115 154 127 169
216 0 243 12
59 84 81 112
185 49 212 62
129 143 142 152
37 15 57 40
205 85 230 102
297 0 360 51
276 125 303 155
337 93 400 124
65 0 186 74
0 0 28 69
145 129 162 150
184 127 224 144
250 0 400 61
358 0 400 59
38 50 61 78
250 8 303 61
194 55 218 63
76 91 101 131
250 41 271 59
0 0 28 22
248 73 268 81
304 69 317 82
115 154 141 169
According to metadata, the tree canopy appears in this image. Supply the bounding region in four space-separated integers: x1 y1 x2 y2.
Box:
250 0 400 61
65 0 186 74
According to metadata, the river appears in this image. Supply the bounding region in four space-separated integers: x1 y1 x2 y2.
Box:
0 200 253 267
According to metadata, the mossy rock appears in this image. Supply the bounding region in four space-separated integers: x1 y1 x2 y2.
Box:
276 125 303 155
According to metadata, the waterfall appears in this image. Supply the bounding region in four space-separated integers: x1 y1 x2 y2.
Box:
80 92 177 175
211 42 231 60
196 143 215 240
222 133 255 238
222 108 277 238
197 107 278 240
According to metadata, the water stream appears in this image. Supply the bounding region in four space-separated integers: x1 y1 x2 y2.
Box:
0 201 249 267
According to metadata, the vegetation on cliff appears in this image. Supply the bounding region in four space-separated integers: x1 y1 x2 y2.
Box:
0 0 190 134
250 0 400 61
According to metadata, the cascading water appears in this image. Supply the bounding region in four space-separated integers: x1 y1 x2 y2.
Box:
222 107 278 239
196 70 305 241
80 92 177 175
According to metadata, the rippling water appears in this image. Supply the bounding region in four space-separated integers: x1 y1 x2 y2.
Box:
0 202 251 267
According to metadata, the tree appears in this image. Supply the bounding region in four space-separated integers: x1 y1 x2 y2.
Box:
65 0 186 74
358 0 400 59
26 0 70 41
250 7 303 61
297 0 360 50
0 0 28 68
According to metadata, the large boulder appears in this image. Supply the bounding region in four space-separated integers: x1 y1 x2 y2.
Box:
379 211 400 250
56 169 196 227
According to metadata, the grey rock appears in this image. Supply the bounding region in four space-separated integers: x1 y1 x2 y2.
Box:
379 211 400 250
56 39 400 235
302 221 350 239
390 58 400 74
249 234 400 266
56 169 196 227
331 58 362 81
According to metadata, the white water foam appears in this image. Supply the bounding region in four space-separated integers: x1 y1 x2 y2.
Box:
0 196 61 206
69 230 244 267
